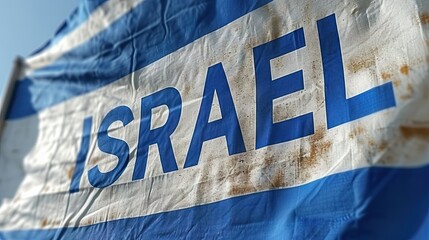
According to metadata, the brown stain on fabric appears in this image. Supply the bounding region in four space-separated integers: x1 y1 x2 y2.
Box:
368 138 376 148
346 47 379 74
67 166 75 180
264 156 275 166
400 84 415 100
420 13 429 25
381 72 392 81
400 94 412 100
273 101 291 123
81 218 92 226
229 170 255 196
108 210 120 220
393 80 401 87
378 141 389 151
266 7 285 40
229 184 255 196
349 126 366 139
272 171 285 188
400 65 410 75
312 60 318 78
227 152 291 196
41 219 48 227
347 55 376 73
407 84 415 94
400 126 429 140
182 84 191 96
227 156 256 196
300 129 332 170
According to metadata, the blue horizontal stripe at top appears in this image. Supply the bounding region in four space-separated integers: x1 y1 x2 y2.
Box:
7 0 273 119
1 164 428 240
29 0 110 56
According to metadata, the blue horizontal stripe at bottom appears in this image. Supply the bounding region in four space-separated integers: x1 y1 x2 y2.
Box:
1 164 428 240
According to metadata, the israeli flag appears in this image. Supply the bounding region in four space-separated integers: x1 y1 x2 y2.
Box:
1 0 429 239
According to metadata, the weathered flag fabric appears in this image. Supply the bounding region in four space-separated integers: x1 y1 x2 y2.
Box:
1 0 429 239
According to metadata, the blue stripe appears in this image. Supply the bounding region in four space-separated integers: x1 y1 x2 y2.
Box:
29 0 110 57
8 0 273 119
1 164 428 239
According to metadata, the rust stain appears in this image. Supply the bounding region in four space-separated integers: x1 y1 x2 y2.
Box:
81 219 92 226
311 60 318 76
229 180 255 196
264 156 275 166
182 84 191 96
109 210 119 220
67 166 75 180
400 65 410 75
41 219 48 227
347 55 376 73
420 13 429 25
379 154 394 165
230 185 254 196
400 94 412 100
368 138 376 148
272 171 285 188
381 72 392 81
349 126 366 139
346 48 378 74
266 8 284 40
400 126 429 140
228 154 291 193
303 3 311 24
407 84 415 94
300 129 332 170
378 141 389 151
274 104 290 124
199 164 212 183
393 79 401 87
400 84 415 100
312 129 325 143
227 157 256 196
273 59 283 69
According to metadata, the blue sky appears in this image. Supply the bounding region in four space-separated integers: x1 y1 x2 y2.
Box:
0 0 79 97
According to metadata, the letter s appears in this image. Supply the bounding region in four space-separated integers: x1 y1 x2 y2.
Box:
88 106 134 188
